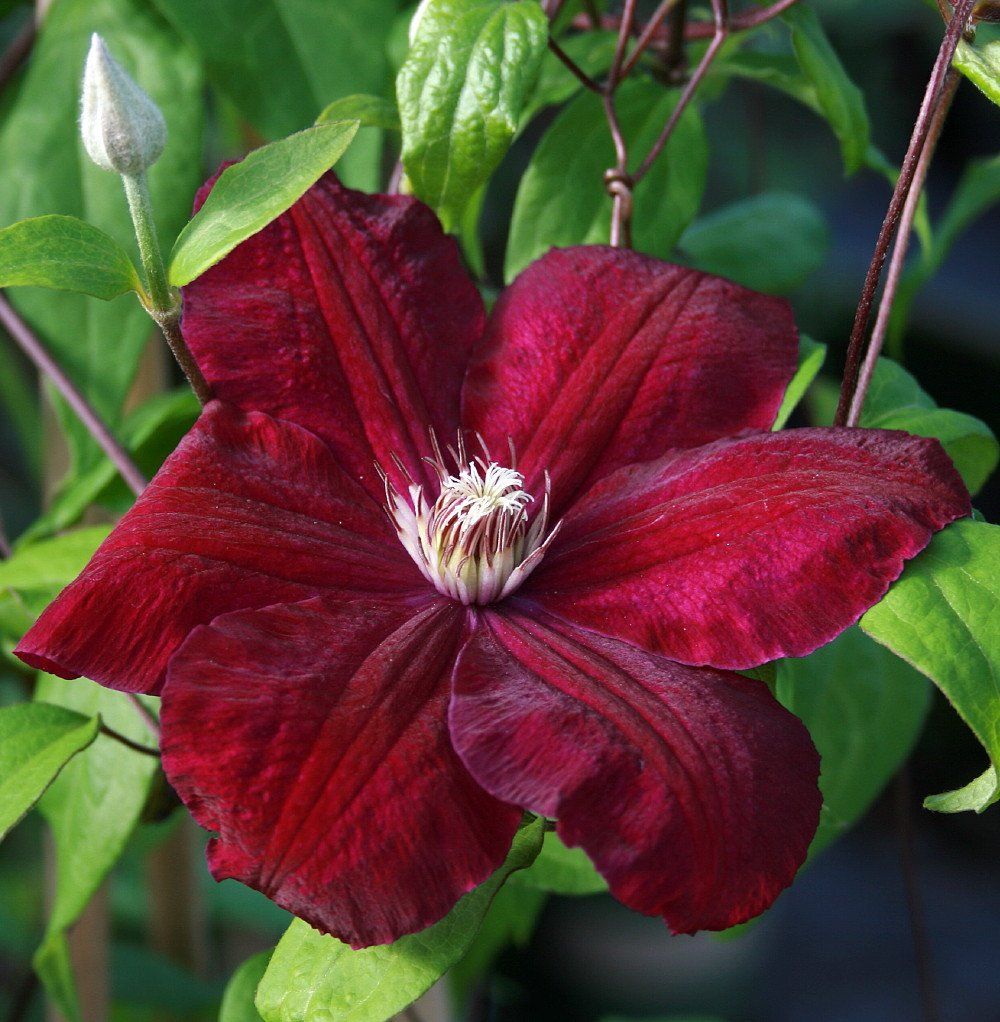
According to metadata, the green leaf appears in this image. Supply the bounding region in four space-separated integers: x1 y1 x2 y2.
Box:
19 389 200 545
954 39 1000 107
0 702 99 842
0 0 204 475
33 674 160 1010
0 215 143 300
169 121 359 287
317 94 400 130
773 335 827 431
862 520 1000 813
255 816 546 1022
783 4 869 174
151 0 395 189
679 192 830 295
398 0 549 229
516 830 607 895
221 951 271 1022
0 527 110 639
506 77 707 281
857 357 998 495
448 880 547 1009
777 627 931 855
34 933 80 1022
522 30 618 122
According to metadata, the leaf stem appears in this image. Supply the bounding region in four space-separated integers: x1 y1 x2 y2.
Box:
894 767 941 1022
834 0 975 426
548 37 602 93
127 693 162 741
846 69 960 427
633 0 729 185
0 291 148 497
99 722 159 757
121 173 213 405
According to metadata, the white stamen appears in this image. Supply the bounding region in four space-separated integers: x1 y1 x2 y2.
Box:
383 441 557 605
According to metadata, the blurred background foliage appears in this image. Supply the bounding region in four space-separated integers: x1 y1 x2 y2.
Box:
0 0 998 1020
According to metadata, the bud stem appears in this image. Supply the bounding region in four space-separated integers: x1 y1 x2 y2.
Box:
121 172 212 405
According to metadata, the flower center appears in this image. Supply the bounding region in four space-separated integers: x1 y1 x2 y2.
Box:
382 438 559 605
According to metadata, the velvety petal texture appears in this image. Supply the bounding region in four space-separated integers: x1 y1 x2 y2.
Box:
528 428 971 669
450 608 821 933
463 247 798 512
17 402 423 694
163 598 522 947
182 173 486 497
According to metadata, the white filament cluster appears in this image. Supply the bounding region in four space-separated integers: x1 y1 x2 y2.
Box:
383 441 558 605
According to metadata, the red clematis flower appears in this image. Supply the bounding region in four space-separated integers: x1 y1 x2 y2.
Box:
16 174 969 948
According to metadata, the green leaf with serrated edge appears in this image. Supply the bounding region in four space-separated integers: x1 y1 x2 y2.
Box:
33 675 160 1011
255 816 545 1022
0 0 203 476
398 0 548 229
777 627 932 855
858 358 997 496
19 389 199 545
150 0 395 190
0 215 143 300
954 38 1000 107
506 77 707 281
679 192 830 295
220 951 271 1022
862 520 1000 813
448 880 547 1010
317 94 401 130
169 121 359 287
773 335 827 431
516 830 607 895
0 527 111 636
0 703 99 842
783 4 869 174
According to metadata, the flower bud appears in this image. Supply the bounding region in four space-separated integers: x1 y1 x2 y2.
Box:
80 34 166 175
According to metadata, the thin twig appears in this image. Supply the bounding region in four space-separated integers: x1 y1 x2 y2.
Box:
846 69 960 426
0 292 148 497
0 18 36 95
662 0 690 78
127 693 162 741
572 0 801 41
621 0 681 78
834 0 976 426
99 723 159 757
602 0 640 248
548 37 602 93
633 0 729 184
607 0 640 89
894 768 941 1022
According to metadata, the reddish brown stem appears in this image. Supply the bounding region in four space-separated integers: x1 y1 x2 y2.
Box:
621 0 682 78
548 36 602 93
0 292 148 497
633 0 729 184
846 70 960 426
834 0 975 426
0 18 35 94
572 0 800 41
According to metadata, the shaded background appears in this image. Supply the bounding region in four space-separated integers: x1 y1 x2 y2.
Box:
1 1 998 1020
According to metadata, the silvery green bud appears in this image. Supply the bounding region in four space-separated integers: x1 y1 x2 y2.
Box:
80 34 166 175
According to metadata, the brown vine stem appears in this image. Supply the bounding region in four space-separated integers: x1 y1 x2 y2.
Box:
662 0 689 78
633 0 729 185
846 69 960 427
0 17 36 94
0 292 148 496
602 0 640 248
548 36 602 93
834 0 976 426
895 768 941 1022
572 0 800 41
99 723 159 757
620 0 682 79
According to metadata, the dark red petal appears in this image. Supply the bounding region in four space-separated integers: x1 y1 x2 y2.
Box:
15 402 423 694
182 172 485 497
462 247 796 513
450 607 820 933
528 428 970 669
162 597 521 948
